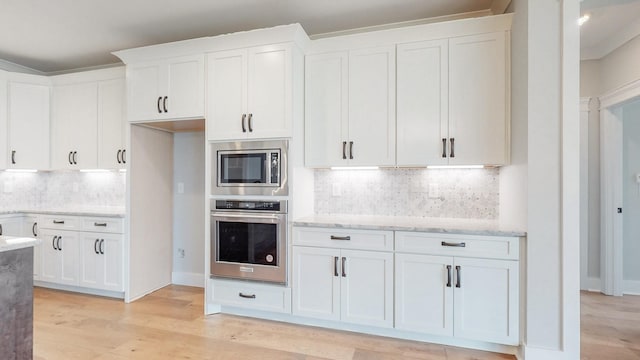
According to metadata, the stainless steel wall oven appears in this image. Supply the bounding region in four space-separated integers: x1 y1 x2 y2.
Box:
210 199 287 284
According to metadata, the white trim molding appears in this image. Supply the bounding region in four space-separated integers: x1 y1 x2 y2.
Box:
171 272 205 288
599 78 640 109
623 280 640 295
580 97 591 291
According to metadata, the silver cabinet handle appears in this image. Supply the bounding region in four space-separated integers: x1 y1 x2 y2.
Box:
349 141 354 160
94 222 107 227
441 241 466 247
342 141 347 160
334 256 339 277
341 257 347 277
449 138 455 158
446 265 452 288
238 292 256 299
455 266 461 288
241 114 247 132
330 235 351 241
442 138 447 158
248 113 253 132
53 220 65 225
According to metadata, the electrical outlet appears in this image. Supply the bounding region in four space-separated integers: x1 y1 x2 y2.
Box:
178 248 185 258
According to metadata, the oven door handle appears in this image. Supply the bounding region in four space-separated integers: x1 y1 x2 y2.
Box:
212 213 283 221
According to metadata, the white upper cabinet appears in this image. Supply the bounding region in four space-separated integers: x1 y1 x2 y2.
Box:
98 78 126 169
7 75 50 170
52 82 99 169
207 44 293 141
128 54 205 122
51 69 126 170
448 32 508 166
305 46 396 167
397 39 449 167
0 71 7 169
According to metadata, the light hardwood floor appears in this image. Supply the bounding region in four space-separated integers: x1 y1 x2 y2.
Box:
33 286 515 360
581 291 640 360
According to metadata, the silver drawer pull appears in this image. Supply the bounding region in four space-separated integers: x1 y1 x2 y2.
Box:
94 222 108 227
330 235 351 241
441 241 466 247
53 220 65 224
238 292 256 299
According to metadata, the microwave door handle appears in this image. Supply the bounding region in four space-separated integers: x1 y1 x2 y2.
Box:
265 157 271 185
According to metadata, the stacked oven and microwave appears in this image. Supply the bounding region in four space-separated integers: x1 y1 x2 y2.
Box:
210 140 289 284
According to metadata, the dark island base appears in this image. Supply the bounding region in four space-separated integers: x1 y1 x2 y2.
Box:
0 247 34 360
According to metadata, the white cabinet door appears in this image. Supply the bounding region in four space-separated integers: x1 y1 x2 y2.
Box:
453 257 519 345
39 230 79 286
348 46 396 166
22 216 40 280
7 81 50 169
304 52 348 167
397 40 449 166
51 82 99 169
449 32 507 166
340 249 393 328
0 72 7 169
0 216 23 236
128 62 163 122
166 55 205 120
79 233 122 291
395 253 453 336
98 78 126 169
246 44 291 139
207 49 247 140
292 246 341 321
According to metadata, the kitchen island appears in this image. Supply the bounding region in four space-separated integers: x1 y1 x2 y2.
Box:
0 236 40 360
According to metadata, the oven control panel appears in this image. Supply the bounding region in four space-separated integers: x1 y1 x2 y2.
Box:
214 200 286 213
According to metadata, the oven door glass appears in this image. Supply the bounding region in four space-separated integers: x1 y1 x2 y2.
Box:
219 153 266 184
216 220 278 266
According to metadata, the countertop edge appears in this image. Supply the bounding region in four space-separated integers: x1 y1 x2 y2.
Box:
0 237 42 253
0 210 125 218
292 219 527 238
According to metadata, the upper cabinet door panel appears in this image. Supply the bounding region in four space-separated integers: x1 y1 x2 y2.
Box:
397 39 449 167
347 46 396 167
0 74 7 170
52 82 99 169
304 52 348 167
128 63 162 122
247 44 291 139
449 32 507 166
166 55 205 119
207 49 247 141
8 81 50 169
98 78 126 169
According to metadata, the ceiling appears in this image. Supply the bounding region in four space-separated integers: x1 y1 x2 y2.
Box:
0 0 501 74
580 0 640 60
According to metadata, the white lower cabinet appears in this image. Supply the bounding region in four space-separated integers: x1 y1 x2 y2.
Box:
39 229 80 286
292 227 394 328
211 279 291 314
22 216 40 280
79 233 123 292
395 232 520 346
37 215 124 295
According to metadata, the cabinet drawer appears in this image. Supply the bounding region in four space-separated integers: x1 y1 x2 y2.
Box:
396 232 520 260
39 215 80 230
81 218 124 234
211 279 291 314
293 227 394 251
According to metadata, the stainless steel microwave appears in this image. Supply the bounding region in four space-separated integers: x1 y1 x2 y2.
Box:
212 140 288 196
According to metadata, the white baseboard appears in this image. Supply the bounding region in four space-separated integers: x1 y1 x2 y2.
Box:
583 276 601 292
623 279 640 295
172 271 205 288
522 345 568 360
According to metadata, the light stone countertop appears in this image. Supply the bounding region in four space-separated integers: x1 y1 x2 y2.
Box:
0 236 42 253
293 215 526 237
0 207 125 218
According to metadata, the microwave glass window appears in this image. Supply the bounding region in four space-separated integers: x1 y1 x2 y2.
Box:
216 221 278 266
220 153 266 184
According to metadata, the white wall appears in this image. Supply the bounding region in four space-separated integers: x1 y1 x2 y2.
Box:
600 35 640 94
622 100 640 288
172 131 205 287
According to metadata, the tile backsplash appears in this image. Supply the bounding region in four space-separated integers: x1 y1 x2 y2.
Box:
314 168 499 219
0 171 125 211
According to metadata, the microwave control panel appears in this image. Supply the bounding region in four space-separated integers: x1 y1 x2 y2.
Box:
270 152 279 184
